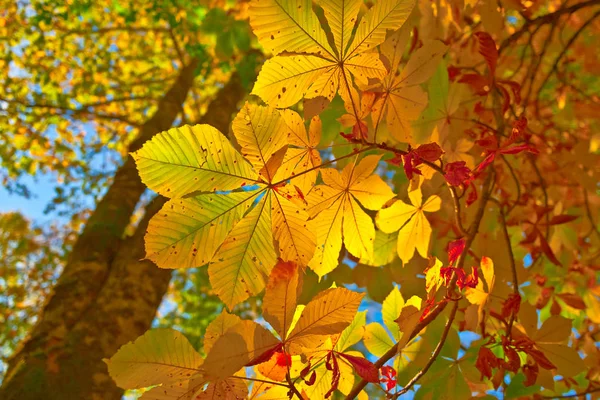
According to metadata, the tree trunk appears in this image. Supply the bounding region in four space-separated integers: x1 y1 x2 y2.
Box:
0 65 245 400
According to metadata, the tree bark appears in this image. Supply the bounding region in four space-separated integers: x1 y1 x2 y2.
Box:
0 64 245 400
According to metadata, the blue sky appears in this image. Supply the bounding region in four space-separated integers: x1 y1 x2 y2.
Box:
0 173 57 220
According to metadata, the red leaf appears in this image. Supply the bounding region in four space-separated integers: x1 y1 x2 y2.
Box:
444 161 472 186
448 65 461 81
246 343 283 366
463 265 479 289
474 32 498 76
545 214 578 225
556 293 586 310
476 136 499 150
522 362 539 387
498 80 522 104
499 84 513 114
447 238 466 265
402 153 423 180
526 348 556 370
414 142 444 162
507 117 527 145
459 73 492 96
338 353 379 383
503 345 521 372
387 153 403 166
380 366 397 391
306 371 316 386
474 152 496 174
537 230 562 266
502 293 521 320
275 351 292 367
466 182 478 206
352 120 368 141
300 362 311 379
499 144 539 155
324 353 340 398
476 347 499 380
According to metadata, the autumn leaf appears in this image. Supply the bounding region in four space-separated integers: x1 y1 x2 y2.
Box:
306 154 395 276
203 320 281 379
249 0 416 125
516 303 585 379
465 257 495 327
376 188 441 264
273 110 322 195
104 329 203 389
371 33 448 143
262 260 302 339
134 103 317 309
287 287 364 353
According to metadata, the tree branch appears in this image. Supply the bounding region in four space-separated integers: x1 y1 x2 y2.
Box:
392 301 459 398
499 0 600 53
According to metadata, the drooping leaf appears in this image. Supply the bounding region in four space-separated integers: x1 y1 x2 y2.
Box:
262 259 302 339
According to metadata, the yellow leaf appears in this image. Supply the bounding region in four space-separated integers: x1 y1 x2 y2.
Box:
251 56 337 108
350 174 396 210
397 40 448 87
534 315 572 344
425 257 444 295
105 329 203 390
262 260 301 339
274 110 322 194
209 196 277 310
233 102 288 179
140 373 206 400
376 189 440 264
287 287 364 353
343 196 376 259
272 191 316 265
536 343 585 378
359 230 398 266
132 125 257 198
204 312 243 355
251 0 416 115
249 0 335 57
383 286 405 340
306 155 394 275
335 310 367 352
364 322 395 357
307 201 345 277
195 378 248 399
203 321 279 379
145 192 255 269
345 0 415 58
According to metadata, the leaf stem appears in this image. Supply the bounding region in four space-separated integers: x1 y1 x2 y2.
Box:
286 371 304 399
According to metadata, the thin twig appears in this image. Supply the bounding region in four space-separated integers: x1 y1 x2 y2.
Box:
286 371 304 399
229 374 290 388
392 301 459 398
539 386 600 399
494 198 519 337
499 0 600 53
534 10 600 107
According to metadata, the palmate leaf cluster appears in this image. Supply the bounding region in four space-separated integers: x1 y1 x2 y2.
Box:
105 0 600 398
